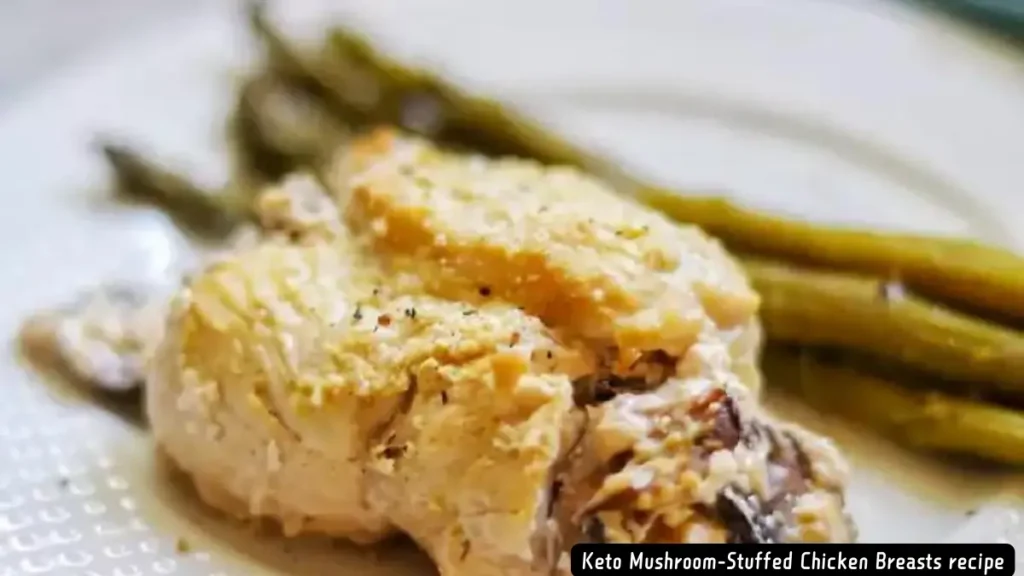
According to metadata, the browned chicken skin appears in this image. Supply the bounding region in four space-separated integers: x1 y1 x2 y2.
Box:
148 129 855 576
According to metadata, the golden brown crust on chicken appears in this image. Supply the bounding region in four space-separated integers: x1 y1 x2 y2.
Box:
148 129 854 576
331 129 760 383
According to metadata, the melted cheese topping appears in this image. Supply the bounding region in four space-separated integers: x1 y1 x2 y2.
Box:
332 129 759 365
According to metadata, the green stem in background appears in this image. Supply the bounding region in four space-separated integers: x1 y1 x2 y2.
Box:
745 256 1024 396
764 346 1024 466
100 142 246 240
236 73 351 171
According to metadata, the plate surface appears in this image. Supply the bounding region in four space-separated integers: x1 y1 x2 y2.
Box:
1 0 1024 573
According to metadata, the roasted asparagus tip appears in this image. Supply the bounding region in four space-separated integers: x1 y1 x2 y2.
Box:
98 140 243 240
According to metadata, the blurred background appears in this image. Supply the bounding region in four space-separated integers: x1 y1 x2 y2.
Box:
0 0 206 102
0 0 1022 106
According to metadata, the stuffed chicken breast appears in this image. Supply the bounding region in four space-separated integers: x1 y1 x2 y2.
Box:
148 129 854 576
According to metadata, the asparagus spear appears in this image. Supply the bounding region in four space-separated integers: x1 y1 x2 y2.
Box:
236 73 350 170
247 2 377 130
228 75 299 188
254 9 1024 321
763 346 1024 466
100 143 246 240
248 2 605 169
643 193 1024 324
746 257 1024 395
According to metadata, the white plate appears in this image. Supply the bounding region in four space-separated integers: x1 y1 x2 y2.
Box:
1 0 1024 573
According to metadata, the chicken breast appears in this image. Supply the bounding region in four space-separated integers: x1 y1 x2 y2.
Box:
148 129 855 576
